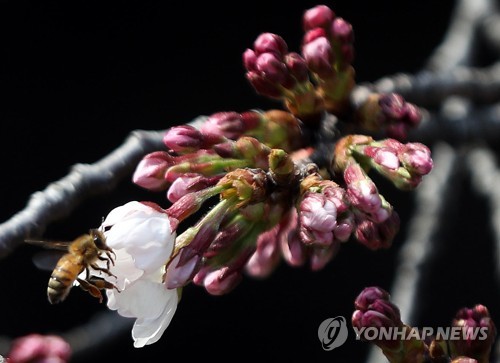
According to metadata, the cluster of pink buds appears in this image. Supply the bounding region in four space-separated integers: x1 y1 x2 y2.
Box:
331 134 432 249
36 4 438 349
301 4 355 116
131 109 432 297
133 109 303 195
242 5 422 141
352 287 497 363
127 4 435 298
243 32 323 119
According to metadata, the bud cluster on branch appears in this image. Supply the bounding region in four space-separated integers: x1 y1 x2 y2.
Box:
30 4 440 354
352 287 497 363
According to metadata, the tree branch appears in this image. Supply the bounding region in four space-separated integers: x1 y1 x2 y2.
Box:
424 0 495 72
0 129 164 258
358 63 500 108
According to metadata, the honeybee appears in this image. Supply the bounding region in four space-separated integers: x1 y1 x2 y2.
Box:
26 228 118 304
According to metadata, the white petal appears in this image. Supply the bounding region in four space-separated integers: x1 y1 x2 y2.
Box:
107 279 171 320
122 218 174 273
102 201 155 227
104 215 174 273
106 289 135 318
107 249 144 289
132 290 178 348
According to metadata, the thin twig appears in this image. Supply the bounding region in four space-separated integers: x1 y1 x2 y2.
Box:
0 116 208 259
0 129 164 258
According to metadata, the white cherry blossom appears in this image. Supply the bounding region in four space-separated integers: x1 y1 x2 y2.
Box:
99 201 178 348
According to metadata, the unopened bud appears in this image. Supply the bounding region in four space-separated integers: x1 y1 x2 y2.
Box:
132 151 173 191
245 227 281 278
302 36 335 78
450 304 496 362
354 212 400 250
163 125 204 154
302 5 336 32
203 266 243 296
200 111 246 140
253 32 288 56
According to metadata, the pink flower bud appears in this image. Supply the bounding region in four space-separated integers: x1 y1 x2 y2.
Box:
245 70 282 98
165 222 220 289
245 227 281 278
334 213 355 242
200 111 245 140
302 28 327 45
302 36 335 78
403 103 422 127
345 164 383 215
299 192 337 247
163 125 204 154
253 32 288 56
8 334 71 363
164 252 200 289
203 267 242 296
242 48 258 71
331 17 354 44
400 143 433 176
167 174 221 203
365 146 400 170
450 305 496 362
278 209 307 267
352 286 403 351
284 52 309 83
379 93 407 121
132 151 172 191
354 286 391 311
321 181 350 213
256 52 292 87
240 110 261 131
302 5 335 32
354 212 400 250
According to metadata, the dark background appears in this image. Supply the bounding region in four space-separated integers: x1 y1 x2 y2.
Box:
0 1 481 362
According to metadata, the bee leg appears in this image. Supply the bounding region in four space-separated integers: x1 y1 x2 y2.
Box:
106 250 116 265
88 276 120 293
97 252 115 270
97 254 113 270
99 245 116 264
77 278 104 303
90 263 117 278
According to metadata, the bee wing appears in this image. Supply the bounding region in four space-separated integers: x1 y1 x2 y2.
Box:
25 239 70 272
31 250 66 271
25 239 72 251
